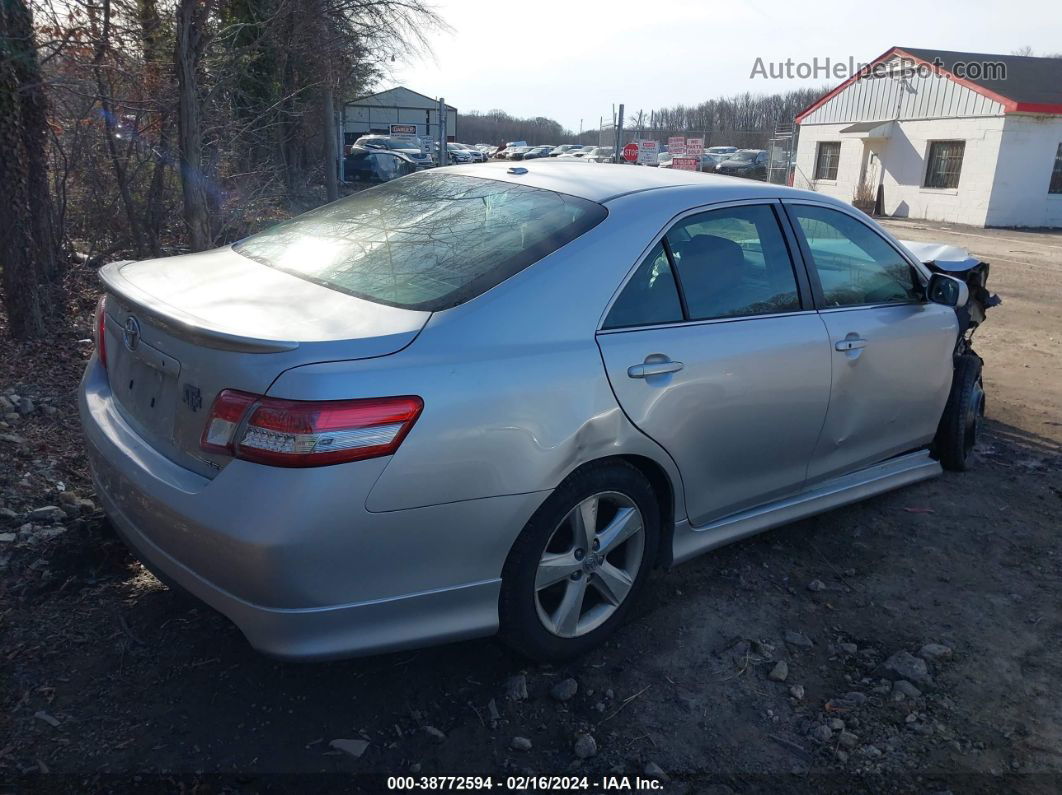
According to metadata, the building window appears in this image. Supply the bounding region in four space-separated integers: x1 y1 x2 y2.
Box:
1050 143 1062 194
814 142 841 180
924 141 965 189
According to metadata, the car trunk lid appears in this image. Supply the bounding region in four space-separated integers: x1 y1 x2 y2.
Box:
99 248 430 478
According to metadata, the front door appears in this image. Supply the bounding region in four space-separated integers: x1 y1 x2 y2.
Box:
596 203 831 526
784 202 958 483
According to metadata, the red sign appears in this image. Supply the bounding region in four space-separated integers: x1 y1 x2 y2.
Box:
672 157 700 171
622 143 639 162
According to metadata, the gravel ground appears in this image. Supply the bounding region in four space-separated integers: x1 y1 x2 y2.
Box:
1 219 1060 792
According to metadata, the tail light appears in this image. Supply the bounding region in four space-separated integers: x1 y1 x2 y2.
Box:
201 390 423 468
94 296 108 371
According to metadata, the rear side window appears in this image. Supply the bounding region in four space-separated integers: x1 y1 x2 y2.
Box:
789 204 920 307
603 243 683 329
233 172 606 311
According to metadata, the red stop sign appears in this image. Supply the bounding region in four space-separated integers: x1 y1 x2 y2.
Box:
622 143 639 162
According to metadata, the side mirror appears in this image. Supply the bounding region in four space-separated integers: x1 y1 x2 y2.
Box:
927 272 969 308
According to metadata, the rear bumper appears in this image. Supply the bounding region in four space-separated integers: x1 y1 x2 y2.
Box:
79 358 547 659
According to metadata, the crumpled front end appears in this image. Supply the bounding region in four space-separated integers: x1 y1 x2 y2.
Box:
901 240 1001 345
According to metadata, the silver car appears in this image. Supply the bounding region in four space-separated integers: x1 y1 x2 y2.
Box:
81 163 992 661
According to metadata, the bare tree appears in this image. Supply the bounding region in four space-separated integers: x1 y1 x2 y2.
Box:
175 0 212 251
1 0 62 338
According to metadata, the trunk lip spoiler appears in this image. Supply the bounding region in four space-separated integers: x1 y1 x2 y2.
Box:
99 260 300 354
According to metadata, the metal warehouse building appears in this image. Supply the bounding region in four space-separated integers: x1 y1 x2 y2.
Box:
343 86 457 145
793 47 1062 227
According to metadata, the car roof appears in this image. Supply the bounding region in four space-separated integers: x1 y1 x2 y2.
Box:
437 160 833 204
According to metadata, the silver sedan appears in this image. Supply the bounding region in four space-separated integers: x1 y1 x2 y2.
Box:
80 162 992 661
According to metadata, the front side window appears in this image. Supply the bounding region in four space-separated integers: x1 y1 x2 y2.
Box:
815 142 841 180
924 141 965 189
234 172 606 311
790 204 921 307
665 204 801 321
1050 142 1062 194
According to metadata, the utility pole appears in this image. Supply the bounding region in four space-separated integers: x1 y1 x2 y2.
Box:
336 111 346 184
437 97 447 166
613 104 624 163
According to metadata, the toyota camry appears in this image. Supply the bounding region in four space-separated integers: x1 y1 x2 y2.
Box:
81 162 994 661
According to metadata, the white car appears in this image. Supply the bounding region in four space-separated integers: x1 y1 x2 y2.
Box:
585 147 615 163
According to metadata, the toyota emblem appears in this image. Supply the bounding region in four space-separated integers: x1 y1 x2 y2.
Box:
122 315 141 351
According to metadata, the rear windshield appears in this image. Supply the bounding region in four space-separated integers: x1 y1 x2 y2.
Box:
232 172 607 311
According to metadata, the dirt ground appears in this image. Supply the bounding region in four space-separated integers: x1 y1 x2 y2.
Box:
1 218 1060 793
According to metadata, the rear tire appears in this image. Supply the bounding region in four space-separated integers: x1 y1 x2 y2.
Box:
499 461 659 661
934 353 985 472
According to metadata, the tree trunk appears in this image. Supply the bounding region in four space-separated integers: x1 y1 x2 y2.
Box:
92 0 147 257
322 72 338 201
0 0 61 338
175 0 212 251
139 0 169 256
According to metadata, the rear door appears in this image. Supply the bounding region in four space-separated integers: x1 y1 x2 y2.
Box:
783 202 958 484
596 202 831 526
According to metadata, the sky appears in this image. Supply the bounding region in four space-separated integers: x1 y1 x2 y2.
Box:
388 0 1061 133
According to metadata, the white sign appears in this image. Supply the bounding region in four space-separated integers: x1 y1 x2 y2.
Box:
668 136 686 156
686 138 704 156
389 124 427 153
637 140 659 165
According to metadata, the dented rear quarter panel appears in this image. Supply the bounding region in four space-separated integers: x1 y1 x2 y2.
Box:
266 201 688 517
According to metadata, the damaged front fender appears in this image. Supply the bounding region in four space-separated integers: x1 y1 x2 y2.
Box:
900 240 1001 342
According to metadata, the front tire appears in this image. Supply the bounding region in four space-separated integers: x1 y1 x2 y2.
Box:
934 353 985 472
499 461 660 661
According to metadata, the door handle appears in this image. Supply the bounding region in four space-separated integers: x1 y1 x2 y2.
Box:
628 360 684 378
835 338 867 352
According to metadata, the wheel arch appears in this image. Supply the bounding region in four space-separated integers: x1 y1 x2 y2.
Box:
614 454 677 568
516 453 680 571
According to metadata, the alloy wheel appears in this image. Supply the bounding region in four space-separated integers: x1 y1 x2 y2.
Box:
533 491 645 638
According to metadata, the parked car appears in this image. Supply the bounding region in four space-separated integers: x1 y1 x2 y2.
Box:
585 147 614 163
342 146 417 182
558 146 596 159
353 135 434 169
714 149 769 180
699 153 731 173
499 141 528 158
550 145 581 157
452 143 486 163
445 143 478 164
83 164 993 662
707 145 738 155
522 146 554 160
507 146 535 161
656 152 674 168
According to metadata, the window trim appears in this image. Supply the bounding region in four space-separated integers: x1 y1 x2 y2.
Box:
814 142 842 181
922 140 966 190
780 199 929 311
596 199 814 332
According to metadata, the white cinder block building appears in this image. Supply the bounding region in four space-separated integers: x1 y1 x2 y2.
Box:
793 47 1062 227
